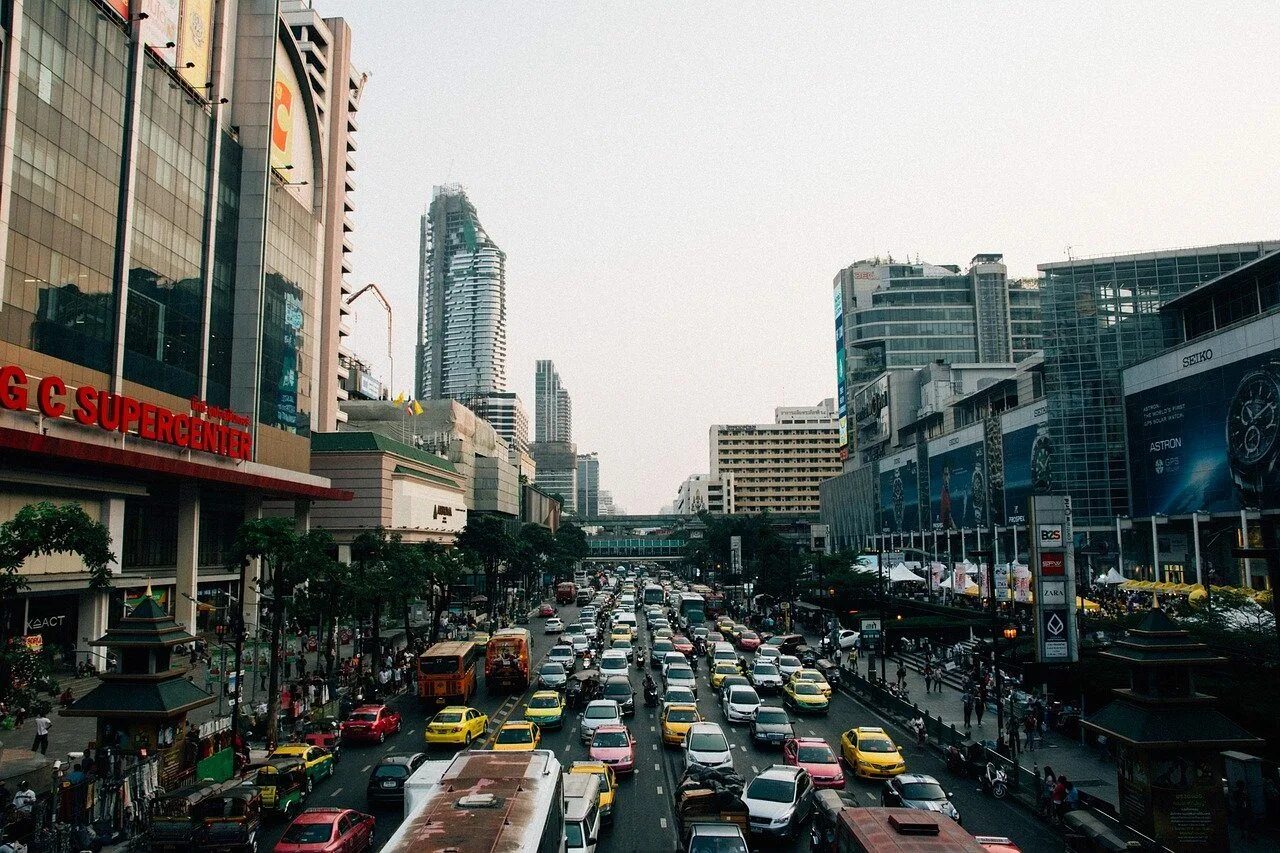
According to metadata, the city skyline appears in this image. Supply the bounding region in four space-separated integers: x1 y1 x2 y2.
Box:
323 0 1280 513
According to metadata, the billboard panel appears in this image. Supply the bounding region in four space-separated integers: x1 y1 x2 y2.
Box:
877 450 919 534
1127 340 1280 515
141 0 181 67
1001 402 1050 525
927 423 985 530
853 375 890 448
178 0 215 92
834 284 847 459
105 0 130 19
271 41 316 203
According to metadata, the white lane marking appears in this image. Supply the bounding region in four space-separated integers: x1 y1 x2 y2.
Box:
656 785 663 795
751 765 759 774
652 743 658 750
655 763 660 771
651 726 656 732
865 792 877 802
361 764 371 772
659 818 668 829
807 729 817 735
563 744 571 753
330 787 343 797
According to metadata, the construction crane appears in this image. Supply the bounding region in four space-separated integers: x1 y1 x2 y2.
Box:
344 283 394 396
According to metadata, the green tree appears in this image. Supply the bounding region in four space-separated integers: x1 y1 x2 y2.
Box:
422 543 470 643
233 518 336 749
554 521 589 577
456 515 514 617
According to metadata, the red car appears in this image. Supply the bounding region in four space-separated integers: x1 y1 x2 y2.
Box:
670 635 694 656
587 725 636 775
537 603 556 617
301 719 343 761
782 737 845 789
737 631 762 652
275 808 375 853
340 705 402 744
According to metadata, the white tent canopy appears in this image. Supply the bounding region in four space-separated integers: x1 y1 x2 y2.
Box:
1099 568 1126 585
889 563 926 584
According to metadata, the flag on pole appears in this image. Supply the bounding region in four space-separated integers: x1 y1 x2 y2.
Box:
392 392 405 406
411 400 424 416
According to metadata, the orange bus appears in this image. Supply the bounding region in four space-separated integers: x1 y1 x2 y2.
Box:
836 808 986 852
485 627 532 692
417 641 482 707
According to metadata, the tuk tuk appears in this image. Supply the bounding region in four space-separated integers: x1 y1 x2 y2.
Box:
245 757 308 818
148 779 245 853
192 785 263 853
809 789 852 853
566 668 602 711
300 718 342 762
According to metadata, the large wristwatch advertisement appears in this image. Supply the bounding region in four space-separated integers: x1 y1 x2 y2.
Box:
1227 358 1280 508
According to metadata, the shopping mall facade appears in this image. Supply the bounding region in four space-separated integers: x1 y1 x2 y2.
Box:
0 0 355 667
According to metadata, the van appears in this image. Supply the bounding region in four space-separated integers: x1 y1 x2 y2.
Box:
563 773 603 853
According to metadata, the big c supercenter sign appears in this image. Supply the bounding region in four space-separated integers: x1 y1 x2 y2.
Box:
0 365 253 461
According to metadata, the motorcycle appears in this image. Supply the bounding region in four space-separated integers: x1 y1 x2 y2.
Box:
982 761 1009 799
945 742 988 778
643 681 659 708
635 648 647 669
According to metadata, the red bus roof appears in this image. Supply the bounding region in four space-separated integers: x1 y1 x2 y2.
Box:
838 808 985 852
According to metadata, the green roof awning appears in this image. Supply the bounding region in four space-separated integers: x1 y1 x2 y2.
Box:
1084 700 1262 748
66 678 215 718
391 465 459 488
311 431 458 473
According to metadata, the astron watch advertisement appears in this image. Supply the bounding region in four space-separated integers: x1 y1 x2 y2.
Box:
1126 342 1280 515
1001 404 1051 526
877 452 919 533
927 423 985 530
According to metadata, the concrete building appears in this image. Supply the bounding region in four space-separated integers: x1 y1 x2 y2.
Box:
282 1 365 431
0 0 359 658
535 360 572 442
597 490 621 516
709 400 840 514
521 482 562 532
674 474 735 515
577 453 600 518
340 399 520 517
416 186 507 401
531 440 578 514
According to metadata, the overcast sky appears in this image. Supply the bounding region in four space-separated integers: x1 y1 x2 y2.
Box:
316 0 1280 514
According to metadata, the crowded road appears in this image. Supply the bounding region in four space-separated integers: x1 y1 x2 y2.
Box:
258 594 1059 852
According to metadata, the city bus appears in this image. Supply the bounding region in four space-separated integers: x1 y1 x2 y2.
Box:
642 584 666 607
485 627 533 692
677 592 706 627
417 640 482 707
689 583 726 619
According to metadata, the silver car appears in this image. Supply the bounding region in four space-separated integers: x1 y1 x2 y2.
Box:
665 663 697 695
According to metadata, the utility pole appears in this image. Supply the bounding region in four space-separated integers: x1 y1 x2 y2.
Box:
878 534 887 684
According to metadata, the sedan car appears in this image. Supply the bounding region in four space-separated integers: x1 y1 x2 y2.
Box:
340 705 402 744
748 662 783 693
424 706 487 747
570 761 617 822
882 773 960 822
610 639 635 661
365 753 428 805
650 640 677 669
736 631 762 652
782 738 844 789
602 675 636 716
684 722 734 771
790 669 832 698
777 655 803 680
545 617 564 634
537 603 556 617
548 643 577 670
569 634 591 657
578 621 599 641
670 635 694 656
710 661 742 690
599 650 630 678
783 681 829 714
523 690 567 729
490 721 541 751
749 706 795 748
742 765 814 839
664 663 697 695
755 646 781 664
588 725 636 775
581 700 623 744
661 703 703 746
840 727 906 779
662 686 697 710
722 685 762 723
537 661 569 690
275 808 375 853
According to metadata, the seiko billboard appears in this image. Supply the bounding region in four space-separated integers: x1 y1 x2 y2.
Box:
1123 314 1280 514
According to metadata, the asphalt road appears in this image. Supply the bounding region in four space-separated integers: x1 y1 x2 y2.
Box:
255 603 1061 852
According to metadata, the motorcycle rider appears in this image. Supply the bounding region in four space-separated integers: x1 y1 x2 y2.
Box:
642 672 658 705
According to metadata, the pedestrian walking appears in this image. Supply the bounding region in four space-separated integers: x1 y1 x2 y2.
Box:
923 664 933 693
974 693 986 727
962 691 973 732
31 711 52 754
896 660 907 688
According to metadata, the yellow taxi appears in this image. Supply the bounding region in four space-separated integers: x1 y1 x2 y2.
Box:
710 661 741 690
491 721 541 751
783 680 829 714
471 631 491 649
570 761 617 821
840 726 906 779
267 744 335 785
523 690 567 730
660 703 703 746
791 669 833 698
424 705 489 747
611 626 633 644
715 617 735 634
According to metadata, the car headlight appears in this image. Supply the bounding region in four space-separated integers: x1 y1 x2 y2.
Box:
770 816 790 827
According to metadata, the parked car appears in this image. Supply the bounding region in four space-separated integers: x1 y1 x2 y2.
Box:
340 705 401 744
741 765 815 839
365 753 427 805
683 722 734 771
749 706 795 748
882 774 960 822
782 738 844 789
581 700 623 744
588 724 637 775
274 808 374 853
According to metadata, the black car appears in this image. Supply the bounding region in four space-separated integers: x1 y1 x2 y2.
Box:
650 640 677 669
366 753 428 805
602 675 636 716
748 706 795 747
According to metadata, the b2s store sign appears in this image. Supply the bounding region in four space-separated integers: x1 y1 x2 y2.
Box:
0 365 253 461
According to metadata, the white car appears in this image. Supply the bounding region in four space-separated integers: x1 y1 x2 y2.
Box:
580 700 622 744
570 634 591 656
777 655 803 680
665 663 698 695
548 644 576 669
662 652 687 675
749 662 783 693
755 646 781 663
684 722 734 771
662 686 697 711
722 685 761 723
579 621 599 641
742 765 815 839
599 649 630 677
829 629 860 651
545 617 564 634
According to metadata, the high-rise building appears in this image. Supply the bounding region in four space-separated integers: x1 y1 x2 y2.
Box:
833 254 1039 459
1008 278 1043 363
1040 242 1280 526
535 360 572 442
416 186 507 401
576 453 600 518
531 440 578 514
282 1 366 430
674 474 735 515
0 0 355 651
710 400 841 514
468 391 529 455
598 491 621 516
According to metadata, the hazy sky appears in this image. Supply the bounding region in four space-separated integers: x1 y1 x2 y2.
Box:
317 0 1280 514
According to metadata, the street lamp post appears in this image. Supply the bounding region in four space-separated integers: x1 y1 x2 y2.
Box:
1000 624 1018 757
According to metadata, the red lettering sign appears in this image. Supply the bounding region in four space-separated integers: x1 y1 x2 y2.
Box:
1040 553 1065 577
0 365 253 461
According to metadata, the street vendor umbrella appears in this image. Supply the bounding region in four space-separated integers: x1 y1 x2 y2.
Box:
470 595 488 603
955 559 977 574
888 564 926 584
